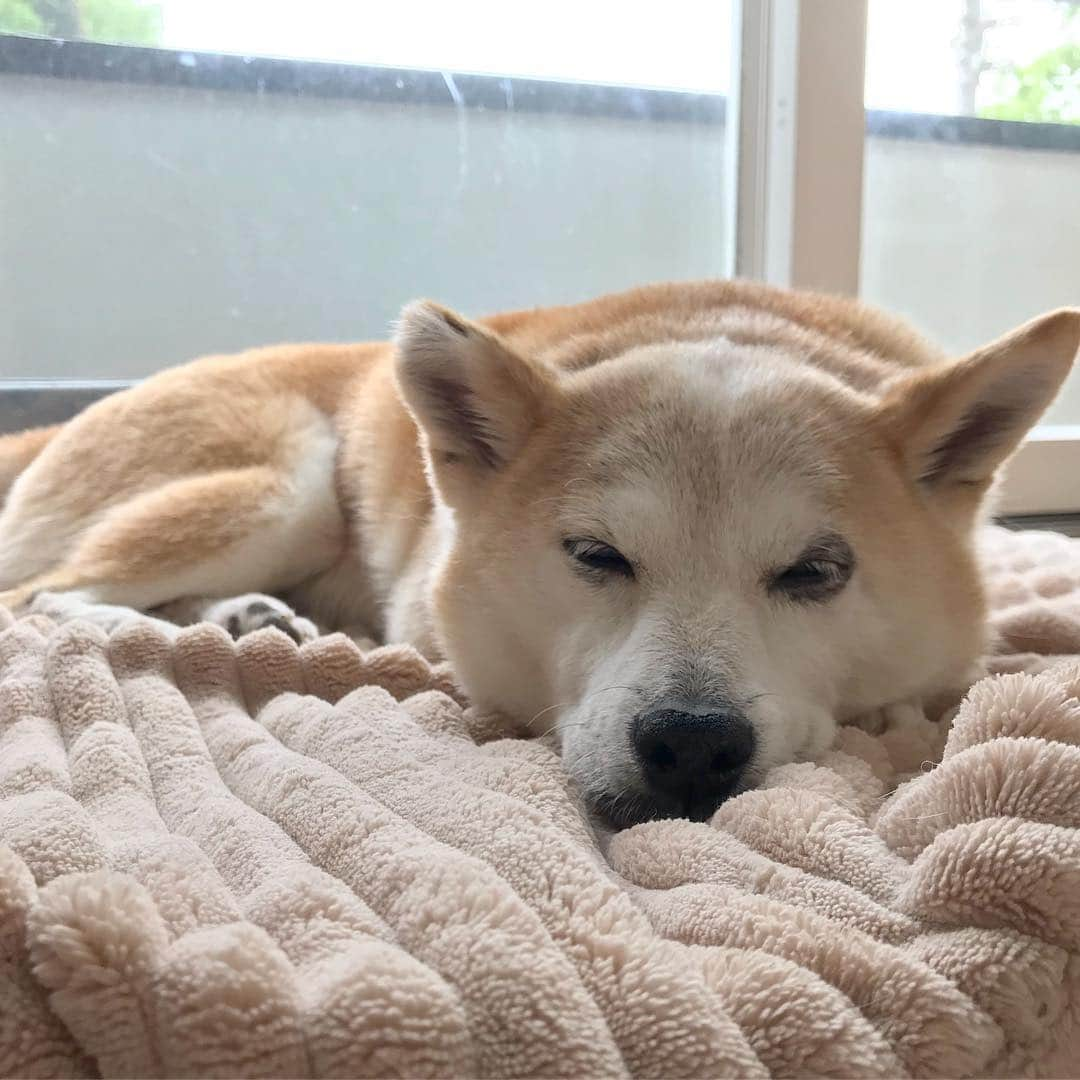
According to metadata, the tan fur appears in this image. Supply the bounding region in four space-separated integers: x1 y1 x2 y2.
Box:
0 424 61 505
1 279 1076 825
16 468 283 597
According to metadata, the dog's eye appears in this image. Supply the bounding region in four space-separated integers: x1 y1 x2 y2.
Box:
770 538 854 602
563 538 635 580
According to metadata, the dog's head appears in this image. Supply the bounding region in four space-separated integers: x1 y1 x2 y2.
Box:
394 298 1079 827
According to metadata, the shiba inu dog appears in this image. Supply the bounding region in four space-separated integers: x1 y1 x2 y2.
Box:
1 281 1076 826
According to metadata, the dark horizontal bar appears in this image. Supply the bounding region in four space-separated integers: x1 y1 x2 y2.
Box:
3 32 1079 151
0 381 128 435
0 33 725 124
866 108 1080 154
997 513 1080 538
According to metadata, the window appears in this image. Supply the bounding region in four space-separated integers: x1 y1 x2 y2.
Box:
1 0 1076 514
0 1 734 92
860 0 1080 513
0 2 733 379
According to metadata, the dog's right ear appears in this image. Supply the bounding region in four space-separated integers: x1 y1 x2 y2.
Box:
394 301 556 483
880 308 1079 494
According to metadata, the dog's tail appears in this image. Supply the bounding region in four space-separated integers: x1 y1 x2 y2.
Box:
0 424 62 507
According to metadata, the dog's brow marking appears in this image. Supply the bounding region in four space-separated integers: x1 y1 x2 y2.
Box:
806 531 853 560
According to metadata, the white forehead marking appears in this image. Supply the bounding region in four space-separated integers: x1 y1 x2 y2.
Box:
559 338 847 572
594 341 842 488
623 337 846 399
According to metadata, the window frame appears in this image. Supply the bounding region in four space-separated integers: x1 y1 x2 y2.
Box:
729 0 1079 516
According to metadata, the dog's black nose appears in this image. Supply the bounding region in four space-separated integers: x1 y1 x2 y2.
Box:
632 708 756 821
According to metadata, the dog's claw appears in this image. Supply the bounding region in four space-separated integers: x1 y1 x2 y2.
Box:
205 594 319 644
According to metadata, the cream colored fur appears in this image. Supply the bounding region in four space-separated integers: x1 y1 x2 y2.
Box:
0 280 1076 825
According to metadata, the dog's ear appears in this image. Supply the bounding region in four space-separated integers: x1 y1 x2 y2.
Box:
394 301 555 479
881 308 1079 491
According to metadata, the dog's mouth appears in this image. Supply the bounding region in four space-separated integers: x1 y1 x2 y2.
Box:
584 790 670 831
583 774 754 830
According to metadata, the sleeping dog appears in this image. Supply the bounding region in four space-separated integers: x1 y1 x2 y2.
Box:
1 280 1076 826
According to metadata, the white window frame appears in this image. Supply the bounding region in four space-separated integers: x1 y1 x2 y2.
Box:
728 0 1080 518
728 0 866 294
997 427 1080 516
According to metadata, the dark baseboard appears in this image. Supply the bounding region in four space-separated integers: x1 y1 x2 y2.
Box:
997 513 1080 538
0 380 129 434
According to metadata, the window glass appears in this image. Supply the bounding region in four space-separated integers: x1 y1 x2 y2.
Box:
0 1 731 379
862 0 1080 425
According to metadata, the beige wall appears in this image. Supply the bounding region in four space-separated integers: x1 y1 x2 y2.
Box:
3 72 1078 420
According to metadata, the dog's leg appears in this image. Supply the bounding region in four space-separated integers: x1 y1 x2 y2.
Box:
0 466 342 634
19 590 185 637
18 591 320 644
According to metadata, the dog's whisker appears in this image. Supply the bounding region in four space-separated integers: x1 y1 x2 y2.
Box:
528 701 575 729
536 720 589 740
527 683 640 733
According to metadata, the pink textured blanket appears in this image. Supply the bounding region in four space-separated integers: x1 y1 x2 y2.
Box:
2 526 1079 1078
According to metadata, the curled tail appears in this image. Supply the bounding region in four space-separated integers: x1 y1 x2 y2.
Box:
0 424 62 507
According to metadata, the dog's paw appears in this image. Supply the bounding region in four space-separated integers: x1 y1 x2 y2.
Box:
202 594 319 645
847 699 927 737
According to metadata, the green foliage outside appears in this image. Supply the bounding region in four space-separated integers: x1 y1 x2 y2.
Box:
0 0 161 45
980 42 1080 124
0 0 46 34
979 4 1080 125
80 0 162 44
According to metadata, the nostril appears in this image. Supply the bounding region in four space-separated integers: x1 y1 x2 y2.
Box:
646 742 677 772
710 750 733 772
709 729 754 772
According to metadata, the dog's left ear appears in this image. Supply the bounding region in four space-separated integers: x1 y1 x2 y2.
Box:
882 308 1079 490
394 300 556 480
